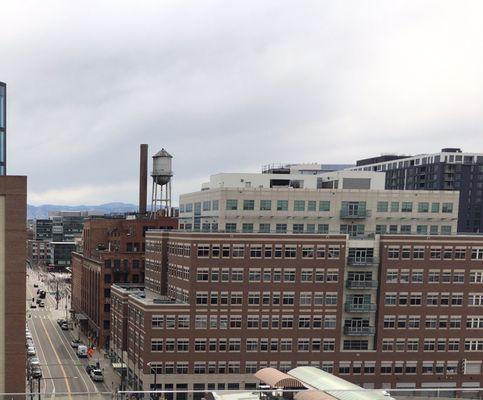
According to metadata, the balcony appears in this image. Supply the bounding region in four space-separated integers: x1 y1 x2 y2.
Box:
344 303 377 313
346 280 378 289
340 210 371 219
343 326 375 336
347 257 378 266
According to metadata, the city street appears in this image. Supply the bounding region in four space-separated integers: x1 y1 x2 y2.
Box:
26 268 110 396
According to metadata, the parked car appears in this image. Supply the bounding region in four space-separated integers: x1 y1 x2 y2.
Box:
85 364 96 374
60 322 69 331
38 290 46 299
30 365 42 379
26 339 34 348
71 339 82 348
29 357 40 366
39 301 45 308
77 345 88 358
56 319 66 326
36 298 41 304
33 284 38 288
26 332 32 340
27 346 36 357
30 303 37 309
89 369 104 382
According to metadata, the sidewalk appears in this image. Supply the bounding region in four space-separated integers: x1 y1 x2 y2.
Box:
69 324 122 392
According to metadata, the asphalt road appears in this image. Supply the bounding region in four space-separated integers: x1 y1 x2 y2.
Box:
26 269 110 398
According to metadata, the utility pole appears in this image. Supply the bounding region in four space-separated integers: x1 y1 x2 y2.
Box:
37 377 41 400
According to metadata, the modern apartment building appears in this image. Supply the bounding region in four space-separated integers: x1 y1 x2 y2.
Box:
349 148 483 233
0 81 6 175
33 219 53 240
71 215 177 348
111 231 483 394
0 176 27 392
48 211 99 242
179 178 459 236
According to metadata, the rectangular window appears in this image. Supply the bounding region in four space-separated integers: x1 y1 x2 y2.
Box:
417 225 428 234
294 200 305 211
225 223 237 232
376 224 387 234
390 202 399 212
377 201 388 212
226 199 238 210
259 223 270 233
277 200 288 211
442 203 453 213
243 200 255 210
260 200 271 211
319 201 330 211
276 224 287 233
293 223 304 234
431 202 440 213
307 200 316 211
242 223 253 233
401 202 413 212
418 202 429 212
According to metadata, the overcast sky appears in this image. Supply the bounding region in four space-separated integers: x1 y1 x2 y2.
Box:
2 1 483 206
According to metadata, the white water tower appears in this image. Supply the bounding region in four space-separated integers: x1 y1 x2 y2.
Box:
151 148 173 216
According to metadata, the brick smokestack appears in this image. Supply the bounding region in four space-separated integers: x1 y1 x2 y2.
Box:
139 144 148 214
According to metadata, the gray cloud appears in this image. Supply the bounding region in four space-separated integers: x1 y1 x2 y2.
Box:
1 0 483 205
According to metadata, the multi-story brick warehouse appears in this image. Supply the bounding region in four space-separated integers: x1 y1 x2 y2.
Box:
71 215 177 348
0 176 27 393
111 231 483 394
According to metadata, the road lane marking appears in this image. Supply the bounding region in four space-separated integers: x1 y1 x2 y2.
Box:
47 318 98 394
27 283 56 394
39 311 73 400
43 276 98 393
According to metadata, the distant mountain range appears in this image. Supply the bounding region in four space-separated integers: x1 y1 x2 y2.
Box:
27 202 138 219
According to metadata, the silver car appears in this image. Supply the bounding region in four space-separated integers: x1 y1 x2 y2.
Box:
27 346 36 357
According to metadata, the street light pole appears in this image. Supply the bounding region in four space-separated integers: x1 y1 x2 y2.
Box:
147 362 158 400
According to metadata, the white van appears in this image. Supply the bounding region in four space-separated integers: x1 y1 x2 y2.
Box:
77 345 88 358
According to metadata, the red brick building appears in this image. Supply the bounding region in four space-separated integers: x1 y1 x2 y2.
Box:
0 176 27 393
71 215 177 348
111 231 483 394
26 239 51 267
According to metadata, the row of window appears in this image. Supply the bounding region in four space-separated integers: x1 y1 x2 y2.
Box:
383 315 462 329
376 224 452 235
386 269 465 284
180 200 454 214
151 314 337 330
180 222 453 235
195 291 339 306
196 243 341 259
151 337 337 353
382 338 481 352
195 268 340 283
384 292 464 306
144 359 473 376
376 201 453 213
387 246 483 260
